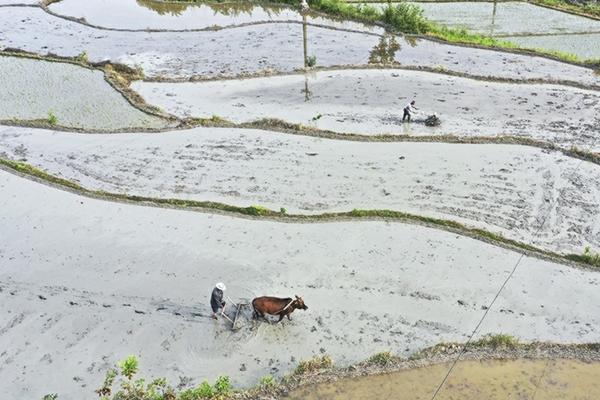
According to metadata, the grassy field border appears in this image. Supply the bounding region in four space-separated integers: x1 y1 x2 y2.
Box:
81 336 600 400
1 157 598 270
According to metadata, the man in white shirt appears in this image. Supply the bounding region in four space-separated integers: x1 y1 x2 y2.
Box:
403 100 418 123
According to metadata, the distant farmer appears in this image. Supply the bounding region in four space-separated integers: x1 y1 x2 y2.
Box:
210 282 226 319
403 100 418 123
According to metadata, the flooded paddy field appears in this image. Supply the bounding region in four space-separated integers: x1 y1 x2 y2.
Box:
0 55 168 130
1 0 599 398
48 0 383 33
2 126 599 255
287 358 600 400
1 170 599 399
507 32 600 61
135 69 600 149
1 5 599 84
410 1 600 36
367 1 600 59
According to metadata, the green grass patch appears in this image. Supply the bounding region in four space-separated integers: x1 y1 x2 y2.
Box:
566 246 600 268
367 351 394 366
472 334 519 348
294 355 333 375
47 111 58 126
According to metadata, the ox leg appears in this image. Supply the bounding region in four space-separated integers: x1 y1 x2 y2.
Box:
278 313 284 322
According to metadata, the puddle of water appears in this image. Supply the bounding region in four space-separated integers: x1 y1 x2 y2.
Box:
0 55 168 130
286 359 600 400
48 0 382 33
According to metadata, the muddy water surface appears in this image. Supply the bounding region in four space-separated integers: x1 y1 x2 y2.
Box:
287 359 600 399
49 0 382 32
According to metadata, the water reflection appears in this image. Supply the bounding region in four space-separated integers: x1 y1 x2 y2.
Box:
136 0 289 18
369 34 401 64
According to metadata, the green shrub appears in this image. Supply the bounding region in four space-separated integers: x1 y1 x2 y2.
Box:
381 3 431 34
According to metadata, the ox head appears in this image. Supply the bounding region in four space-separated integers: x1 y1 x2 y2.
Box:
294 295 308 310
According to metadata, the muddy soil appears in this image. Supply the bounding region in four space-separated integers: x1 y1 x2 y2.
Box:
134 69 600 150
287 358 600 399
0 55 169 130
1 170 599 400
2 126 600 254
1 6 599 84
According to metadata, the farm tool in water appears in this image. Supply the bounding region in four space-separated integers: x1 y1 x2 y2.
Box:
221 296 250 331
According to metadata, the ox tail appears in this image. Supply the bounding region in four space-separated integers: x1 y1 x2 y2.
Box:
251 298 258 319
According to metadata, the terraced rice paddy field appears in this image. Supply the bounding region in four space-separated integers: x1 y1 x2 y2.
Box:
0 0 599 399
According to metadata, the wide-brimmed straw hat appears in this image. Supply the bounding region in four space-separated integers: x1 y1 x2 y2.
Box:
215 282 226 291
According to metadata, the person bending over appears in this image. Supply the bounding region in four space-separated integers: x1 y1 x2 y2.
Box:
210 282 226 319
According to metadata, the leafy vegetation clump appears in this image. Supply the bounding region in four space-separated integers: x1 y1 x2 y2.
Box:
294 355 333 375
567 246 600 268
94 356 232 400
367 351 394 366
472 334 519 349
259 375 277 389
47 110 58 125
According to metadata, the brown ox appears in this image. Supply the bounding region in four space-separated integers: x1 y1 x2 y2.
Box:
252 295 308 322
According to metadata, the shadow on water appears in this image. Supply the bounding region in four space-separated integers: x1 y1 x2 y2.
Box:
286 359 600 400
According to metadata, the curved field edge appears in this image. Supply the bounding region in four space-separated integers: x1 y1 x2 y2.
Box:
1 158 598 270
0 50 176 123
83 336 600 400
124 0 600 67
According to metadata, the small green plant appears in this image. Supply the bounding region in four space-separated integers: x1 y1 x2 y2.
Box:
259 375 276 389
280 207 287 215
47 111 58 125
213 376 232 395
472 334 518 348
368 351 393 366
294 355 333 375
42 395 58 400
119 355 139 380
567 246 600 267
306 55 317 67
311 114 322 121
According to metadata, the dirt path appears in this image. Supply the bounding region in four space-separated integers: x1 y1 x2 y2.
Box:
2 125 599 255
1 170 599 399
134 69 600 150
